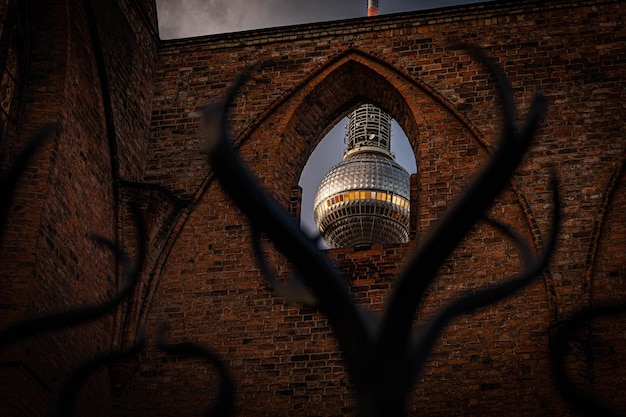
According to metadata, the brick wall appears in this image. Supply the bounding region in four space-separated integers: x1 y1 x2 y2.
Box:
0 0 158 415
116 1 625 416
0 0 624 416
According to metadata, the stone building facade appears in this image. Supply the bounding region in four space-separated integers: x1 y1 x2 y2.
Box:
0 0 624 416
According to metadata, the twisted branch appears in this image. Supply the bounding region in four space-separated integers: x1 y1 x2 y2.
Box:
201 73 374 378
551 303 626 417
55 340 145 417
202 49 557 416
0 123 61 228
157 326 236 417
0 224 145 349
411 179 560 375
377 50 547 356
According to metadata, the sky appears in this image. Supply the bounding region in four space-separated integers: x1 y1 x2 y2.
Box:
155 0 486 239
156 0 485 39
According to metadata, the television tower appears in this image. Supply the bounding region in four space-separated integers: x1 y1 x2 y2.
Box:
312 0 409 248
313 104 410 248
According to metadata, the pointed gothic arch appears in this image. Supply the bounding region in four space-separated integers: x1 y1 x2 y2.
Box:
146 49 561 346
229 48 560 318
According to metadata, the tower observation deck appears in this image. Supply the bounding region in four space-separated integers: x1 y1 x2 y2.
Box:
313 104 410 248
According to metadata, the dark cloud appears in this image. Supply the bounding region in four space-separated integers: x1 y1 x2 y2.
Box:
156 0 355 39
157 0 249 39
156 0 490 39
154 0 482 237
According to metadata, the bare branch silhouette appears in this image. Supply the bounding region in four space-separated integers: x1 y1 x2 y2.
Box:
0 123 61 228
201 72 375 380
551 303 626 417
0 129 146 349
201 48 557 416
377 49 547 356
411 179 559 376
0 220 145 349
250 226 318 306
157 325 236 417
55 339 145 417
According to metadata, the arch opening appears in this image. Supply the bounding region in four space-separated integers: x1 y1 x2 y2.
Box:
298 105 417 248
256 53 423 248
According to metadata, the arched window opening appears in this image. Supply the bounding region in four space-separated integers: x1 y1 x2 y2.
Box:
299 108 417 249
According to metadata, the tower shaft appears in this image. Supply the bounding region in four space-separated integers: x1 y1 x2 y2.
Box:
368 0 379 16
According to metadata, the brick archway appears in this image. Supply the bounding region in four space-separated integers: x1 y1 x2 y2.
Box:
171 48 560 318
147 49 560 360
231 48 560 319
238 49 484 198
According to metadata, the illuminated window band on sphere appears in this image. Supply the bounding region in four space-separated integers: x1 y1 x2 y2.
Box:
313 104 411 248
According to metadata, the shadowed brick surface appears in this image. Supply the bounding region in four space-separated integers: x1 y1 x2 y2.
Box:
0 1 624 416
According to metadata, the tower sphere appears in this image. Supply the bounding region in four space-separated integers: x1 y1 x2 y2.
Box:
313 104 410 248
